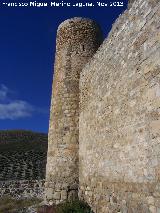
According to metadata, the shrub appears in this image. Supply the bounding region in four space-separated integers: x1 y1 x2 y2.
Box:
37 200 93 213
56 199 93 213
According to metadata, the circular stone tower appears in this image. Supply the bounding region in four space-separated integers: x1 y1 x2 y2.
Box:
128 0 135 8
45 17 103 204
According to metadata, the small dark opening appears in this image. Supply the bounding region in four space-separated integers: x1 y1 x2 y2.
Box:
82 45 85 51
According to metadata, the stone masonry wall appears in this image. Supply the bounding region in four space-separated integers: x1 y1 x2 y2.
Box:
45 18 102 205
128 0 136 8
79 0 160 212
0 180 45 200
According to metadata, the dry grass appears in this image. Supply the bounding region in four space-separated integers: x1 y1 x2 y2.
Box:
37 200 93 213
0 196 42 213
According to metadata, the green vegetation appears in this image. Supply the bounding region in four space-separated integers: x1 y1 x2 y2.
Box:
56 200 94 213
0 196 42 213
37 200 94 213
0 198 94 213
0 129 47 152
0 129 47 144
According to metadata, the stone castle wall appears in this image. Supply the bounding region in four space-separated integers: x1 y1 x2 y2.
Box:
45 0 160 211
79 0 160 212
45 18 102 204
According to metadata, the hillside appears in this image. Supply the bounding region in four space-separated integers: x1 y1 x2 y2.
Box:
0 129 47 144
0 130 48 181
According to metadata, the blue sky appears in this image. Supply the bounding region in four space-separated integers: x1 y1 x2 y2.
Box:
0 0 127 133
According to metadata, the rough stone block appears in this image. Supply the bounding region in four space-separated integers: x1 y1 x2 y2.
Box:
53 191 61 200
61 190 67 200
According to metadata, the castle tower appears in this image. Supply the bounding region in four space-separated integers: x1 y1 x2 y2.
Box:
128 0 135 8
45 17 102 204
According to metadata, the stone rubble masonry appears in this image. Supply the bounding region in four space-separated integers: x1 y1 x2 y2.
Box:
0 180 45 199
79 0 160 212
45 0 160 211
128 0 136 8
45 17 103 205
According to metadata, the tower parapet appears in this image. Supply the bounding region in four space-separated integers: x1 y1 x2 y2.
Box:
45 17 102 204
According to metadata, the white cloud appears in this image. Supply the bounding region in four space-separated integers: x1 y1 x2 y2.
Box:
0 84 9 101
0 100 34 120
0 84 45 120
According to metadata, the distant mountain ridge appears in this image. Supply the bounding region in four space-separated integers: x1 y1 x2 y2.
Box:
0 129 47 144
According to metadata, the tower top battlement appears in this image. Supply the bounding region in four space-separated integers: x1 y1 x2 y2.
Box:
56 17 103 48
57 17 98 31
